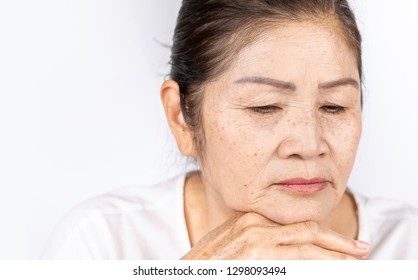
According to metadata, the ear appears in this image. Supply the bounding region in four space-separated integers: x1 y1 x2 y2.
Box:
160 80 196 157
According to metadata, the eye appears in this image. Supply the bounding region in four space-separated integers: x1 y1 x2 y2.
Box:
249 105 281 114
321 104 346 114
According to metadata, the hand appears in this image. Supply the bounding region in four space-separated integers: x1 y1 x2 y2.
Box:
181 212 369 260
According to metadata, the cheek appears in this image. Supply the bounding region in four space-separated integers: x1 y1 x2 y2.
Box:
323 114 362 174
204 120 260 174
200 115 276 210
204 111 274 162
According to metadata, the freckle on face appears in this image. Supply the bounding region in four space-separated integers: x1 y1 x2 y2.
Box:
197 22 362 225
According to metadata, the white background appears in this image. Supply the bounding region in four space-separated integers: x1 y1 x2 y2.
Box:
0 0 417 259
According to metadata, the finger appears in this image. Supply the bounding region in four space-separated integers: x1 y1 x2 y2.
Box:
278 244 359 260
259 221 369 257
232 212 278 229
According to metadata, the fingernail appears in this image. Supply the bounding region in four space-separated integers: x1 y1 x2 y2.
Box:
355 240 370 250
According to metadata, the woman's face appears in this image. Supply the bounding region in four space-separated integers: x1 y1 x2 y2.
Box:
197 21 362 224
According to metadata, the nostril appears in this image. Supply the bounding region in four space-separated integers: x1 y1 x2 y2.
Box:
288 153 304 160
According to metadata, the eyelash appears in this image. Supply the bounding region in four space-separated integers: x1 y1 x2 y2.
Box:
249 105 281 114
321 105 346 114
249 105 346 115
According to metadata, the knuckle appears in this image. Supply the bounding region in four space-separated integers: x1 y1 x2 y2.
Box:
349 239 358 248
232 213 270 243
296 244 309 259
236 212 260 227
234 217 250 230
240 225 261 239
304 220 320 236
243 212 261 221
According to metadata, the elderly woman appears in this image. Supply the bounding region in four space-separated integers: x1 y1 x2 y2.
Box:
43 0 418 259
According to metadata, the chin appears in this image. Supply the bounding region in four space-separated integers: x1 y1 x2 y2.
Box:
269 212 324 225
259 200 332 225
261 185 341 225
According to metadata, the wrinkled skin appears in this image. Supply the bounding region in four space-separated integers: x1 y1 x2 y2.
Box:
161 21 366 259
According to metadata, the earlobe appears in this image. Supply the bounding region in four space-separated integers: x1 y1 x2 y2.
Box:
160 80 196 157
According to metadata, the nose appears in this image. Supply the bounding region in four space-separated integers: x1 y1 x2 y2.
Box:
277 113 328 160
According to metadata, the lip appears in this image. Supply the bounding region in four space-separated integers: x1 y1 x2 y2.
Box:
275 177 328 194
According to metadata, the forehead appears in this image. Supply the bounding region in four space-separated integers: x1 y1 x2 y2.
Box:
228 21 358 82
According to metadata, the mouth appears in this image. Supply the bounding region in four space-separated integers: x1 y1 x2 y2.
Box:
274 177 328 194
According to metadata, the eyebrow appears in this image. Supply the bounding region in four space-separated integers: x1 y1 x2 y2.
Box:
234 76 359 91
234 76 297 91
318 78 360 90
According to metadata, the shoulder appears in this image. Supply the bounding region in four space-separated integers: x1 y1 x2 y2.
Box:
52 174 185 233
352 191 418 259
42 173 189 259
78 174 185 214
354 192 418 222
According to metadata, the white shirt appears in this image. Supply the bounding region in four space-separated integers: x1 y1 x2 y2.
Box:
42 173 418 259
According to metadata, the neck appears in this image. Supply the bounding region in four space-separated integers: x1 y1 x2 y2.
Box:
184 171 236 246
322 191 359 239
